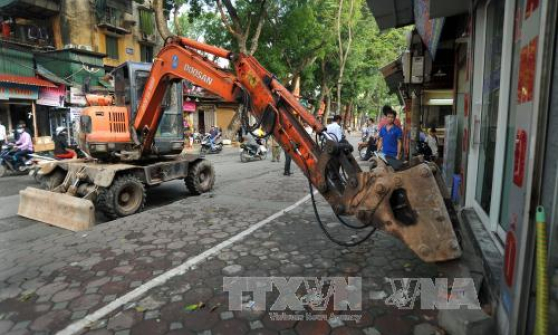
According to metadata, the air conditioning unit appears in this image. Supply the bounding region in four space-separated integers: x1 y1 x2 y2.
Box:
123 13 136 24
77 45 93 51
411 56 424 84
141 32 154 41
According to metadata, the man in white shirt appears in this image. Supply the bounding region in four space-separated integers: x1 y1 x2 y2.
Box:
326 115 343 142
0 119 6 146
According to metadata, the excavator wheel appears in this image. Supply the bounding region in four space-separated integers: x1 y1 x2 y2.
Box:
97 174 146 220
185 159 215 195
40 169 67 190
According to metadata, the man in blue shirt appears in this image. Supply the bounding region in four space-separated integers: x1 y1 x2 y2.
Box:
378 108 403 160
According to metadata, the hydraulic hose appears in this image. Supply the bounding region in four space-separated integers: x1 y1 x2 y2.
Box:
535 206 549 335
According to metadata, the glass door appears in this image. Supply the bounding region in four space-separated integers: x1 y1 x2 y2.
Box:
474 0 505 215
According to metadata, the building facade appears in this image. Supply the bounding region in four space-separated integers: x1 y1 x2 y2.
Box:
367 0 558 334
0 0 163 148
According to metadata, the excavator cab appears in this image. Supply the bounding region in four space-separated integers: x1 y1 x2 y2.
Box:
113 62 184 156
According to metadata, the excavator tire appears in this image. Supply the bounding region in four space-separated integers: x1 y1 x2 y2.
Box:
185 159 215 195
40 169 66 190
97 174 146 220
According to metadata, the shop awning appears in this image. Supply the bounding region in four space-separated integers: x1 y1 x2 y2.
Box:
429 0 469 19
36 64 74 87
368 0 446 59
366 0 414 30
380 58 405 105
0 74 56 88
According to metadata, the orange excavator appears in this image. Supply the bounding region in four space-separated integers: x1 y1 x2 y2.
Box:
19 37 461 263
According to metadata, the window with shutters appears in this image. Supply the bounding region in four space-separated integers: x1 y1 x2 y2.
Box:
140 45 154 63
138 8 155 36
105 35 119 59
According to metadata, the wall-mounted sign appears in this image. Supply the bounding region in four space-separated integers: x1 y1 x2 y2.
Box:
183 101 197 112
37 85 66 107
126 48 134 55
69 87 87 106
70 107 83 121
0 83 39 100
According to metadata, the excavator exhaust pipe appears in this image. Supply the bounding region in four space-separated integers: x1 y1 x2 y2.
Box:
18 187 95 231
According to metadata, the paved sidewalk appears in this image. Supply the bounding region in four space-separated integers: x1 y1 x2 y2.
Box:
0 144 457 335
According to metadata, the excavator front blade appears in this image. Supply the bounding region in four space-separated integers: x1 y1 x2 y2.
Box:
18 187 95 231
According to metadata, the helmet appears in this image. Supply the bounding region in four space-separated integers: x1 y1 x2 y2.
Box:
56 126 67 136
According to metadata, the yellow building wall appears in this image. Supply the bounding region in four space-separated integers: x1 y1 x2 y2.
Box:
215 107 235 129
215 106 238 140
96 31 141 67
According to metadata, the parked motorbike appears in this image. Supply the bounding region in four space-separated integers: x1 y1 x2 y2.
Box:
0 143 38 177
358 138 377 160
415 141 434 162
200 134 223 154
240 143 268 162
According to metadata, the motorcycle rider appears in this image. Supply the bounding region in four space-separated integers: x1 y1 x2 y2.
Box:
242 132 260 155
362 118 378 160
54 126 75 159
12 124 33 169
209 125 220 150
0 119 6 146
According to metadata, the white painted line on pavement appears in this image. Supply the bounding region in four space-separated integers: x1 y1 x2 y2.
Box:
57 193 314 335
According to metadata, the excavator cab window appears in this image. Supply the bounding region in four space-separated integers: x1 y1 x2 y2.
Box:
156 81 183 138
113 66 128 107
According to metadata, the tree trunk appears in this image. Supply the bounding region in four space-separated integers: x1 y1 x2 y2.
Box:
153 0 173 40
323 92 331 124
343 102 352 130
173 3 183 36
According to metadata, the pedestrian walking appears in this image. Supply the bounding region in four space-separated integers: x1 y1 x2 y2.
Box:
377 108 403 160
270 136 281 162
326 115 343 142
0 119 6 146
425 126 439 159
283 150 292 175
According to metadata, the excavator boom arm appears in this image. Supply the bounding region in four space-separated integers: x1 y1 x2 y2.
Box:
134 37 462 263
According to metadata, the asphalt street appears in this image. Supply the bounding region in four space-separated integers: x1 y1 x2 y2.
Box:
0 136 461 335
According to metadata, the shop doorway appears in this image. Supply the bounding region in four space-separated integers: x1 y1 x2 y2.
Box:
197 110 205 134
467 0 514 244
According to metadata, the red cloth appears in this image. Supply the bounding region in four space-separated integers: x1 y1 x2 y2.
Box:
55 150 76 159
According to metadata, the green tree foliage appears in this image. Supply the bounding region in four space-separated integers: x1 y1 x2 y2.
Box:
168 0 407 119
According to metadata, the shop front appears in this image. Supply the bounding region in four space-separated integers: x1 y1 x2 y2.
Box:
0 75 57 151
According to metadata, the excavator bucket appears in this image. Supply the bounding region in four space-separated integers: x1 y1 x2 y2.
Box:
18 187 95 231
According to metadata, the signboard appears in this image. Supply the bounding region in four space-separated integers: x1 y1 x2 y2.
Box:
37 85 65 107
414 0 445 59
183 101 196 112
70 107 83 121
69 87 87 106
0 83 39 100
